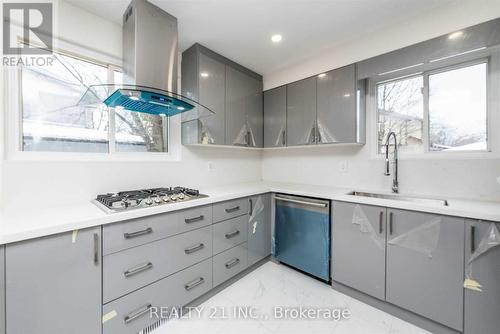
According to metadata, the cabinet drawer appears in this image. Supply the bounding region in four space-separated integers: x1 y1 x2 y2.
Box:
213 198 249 222
213 215 248 255
103 225 212 303
103 258 212 334
213 243 248 287
103 205 212 255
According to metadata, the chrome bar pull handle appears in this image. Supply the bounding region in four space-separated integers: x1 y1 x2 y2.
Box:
389 212 394 235
184 277 205 291
274 196 328 208
470 225 476 253
93 233 99 265
124 227 153 239
124 304 153 324
249 198 253 216
124 262 153 278
185 215 204 224
225 258 240 269
225 230 240 239
225 206 240 213
184 243 204 254
379 212 384 234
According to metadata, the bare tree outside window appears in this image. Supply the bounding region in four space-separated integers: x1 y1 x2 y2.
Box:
22 52 109 152
21 50 168 153
377 76 424 154
112 70 168 153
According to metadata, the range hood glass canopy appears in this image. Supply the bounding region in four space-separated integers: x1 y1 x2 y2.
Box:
79 84 214 120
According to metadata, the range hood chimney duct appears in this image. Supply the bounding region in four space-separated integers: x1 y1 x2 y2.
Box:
122 0 178 92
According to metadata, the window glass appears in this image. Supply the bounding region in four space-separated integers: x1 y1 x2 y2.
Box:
111 69 168 152
115 110 168 152
22 52 109 152
429 63 487 151
377 76 424 154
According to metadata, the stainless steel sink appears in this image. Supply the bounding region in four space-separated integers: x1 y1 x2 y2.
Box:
348 191 449 206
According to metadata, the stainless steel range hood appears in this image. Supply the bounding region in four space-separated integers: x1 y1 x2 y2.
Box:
81 0 213 119
123 0 177 93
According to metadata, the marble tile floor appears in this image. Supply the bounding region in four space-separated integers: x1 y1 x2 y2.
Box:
153 261 431 334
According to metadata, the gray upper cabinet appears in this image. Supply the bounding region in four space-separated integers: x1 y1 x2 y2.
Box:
197 53 226 144
286 77 317 146
182 43 263 147
263 86 287 147
357 18 500 80
385 209 464 331
464 219 500 334
247 194 271 266
268 63 365 147
225 66 263 147
181 45 226 145
317 64 358 144
332 201 386 300
5 227 102 334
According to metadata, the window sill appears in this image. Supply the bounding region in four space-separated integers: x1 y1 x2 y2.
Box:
5 151 182 162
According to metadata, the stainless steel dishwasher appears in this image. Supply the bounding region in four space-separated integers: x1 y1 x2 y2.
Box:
273 194 330 281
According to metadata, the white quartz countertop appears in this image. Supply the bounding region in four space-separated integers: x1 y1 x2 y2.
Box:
1 181 499 245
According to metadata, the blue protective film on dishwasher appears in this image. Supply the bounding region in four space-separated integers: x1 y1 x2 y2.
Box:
274 203 330 281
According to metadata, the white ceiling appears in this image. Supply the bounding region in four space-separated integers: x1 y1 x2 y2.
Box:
65 0 457 76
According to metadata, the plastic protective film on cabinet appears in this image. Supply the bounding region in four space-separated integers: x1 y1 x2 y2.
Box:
464 223 500 291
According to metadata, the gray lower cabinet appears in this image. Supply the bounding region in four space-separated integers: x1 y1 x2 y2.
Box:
225 66 263 147
213 243 248 287
332 202 386 299
464 219 500 334
5 227 101 334
0 245 4 334
213 215 248 255
263 86 287 147
316 64 357 144
247 194 271 266
103 205 212 255
103 225 213 303
103 258 212 334
386 209 464 331
286 77 317 146
212 197 250 222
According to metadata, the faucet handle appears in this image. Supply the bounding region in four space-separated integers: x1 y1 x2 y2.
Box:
384 158 391 176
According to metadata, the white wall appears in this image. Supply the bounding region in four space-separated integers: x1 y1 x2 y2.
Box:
0 1 261 211
2 0 500 212
264 0 500 89
262 0 500 202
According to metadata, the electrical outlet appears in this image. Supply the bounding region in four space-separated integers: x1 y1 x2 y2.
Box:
339 161 348 173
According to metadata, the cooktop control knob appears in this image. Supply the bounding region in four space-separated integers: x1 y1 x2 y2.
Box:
178 193 185 200
170 194 177 201
162 196 170 202
154 197 161 204
144 198 153 206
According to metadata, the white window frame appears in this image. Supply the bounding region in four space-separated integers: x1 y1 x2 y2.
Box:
371 49 500 160
4 38 181 161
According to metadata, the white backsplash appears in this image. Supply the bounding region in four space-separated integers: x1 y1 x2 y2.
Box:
262 146 500 201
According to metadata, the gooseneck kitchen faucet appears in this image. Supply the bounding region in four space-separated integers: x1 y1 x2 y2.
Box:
384 131 399 193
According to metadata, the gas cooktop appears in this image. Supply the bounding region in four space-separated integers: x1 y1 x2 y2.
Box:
93 187 208 213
